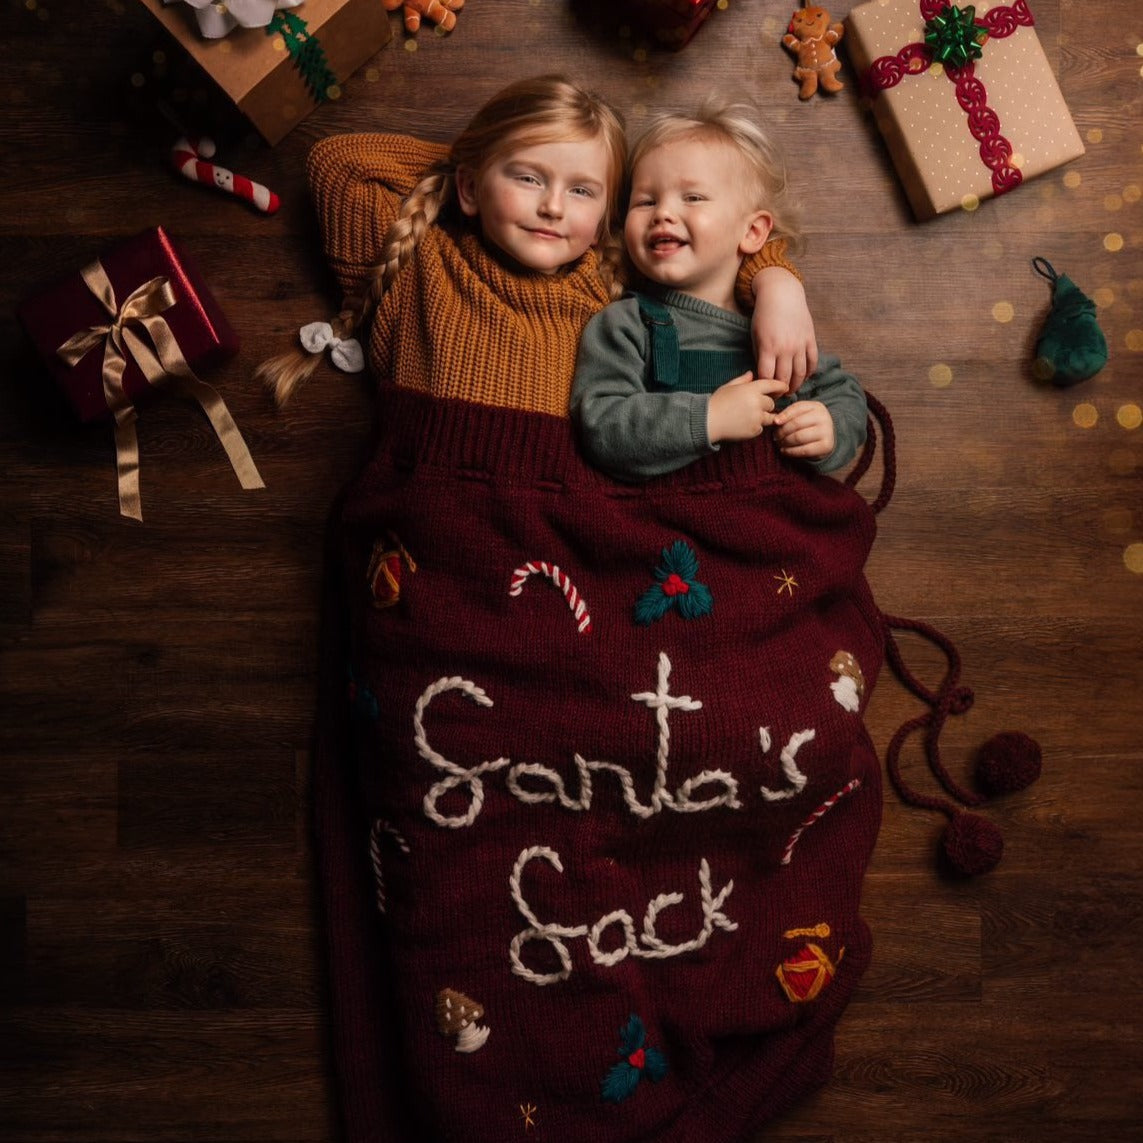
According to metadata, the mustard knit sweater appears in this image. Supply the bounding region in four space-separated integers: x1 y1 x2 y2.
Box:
306 132 798 418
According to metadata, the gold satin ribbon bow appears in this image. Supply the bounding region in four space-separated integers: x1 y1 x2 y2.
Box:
56 259 264 520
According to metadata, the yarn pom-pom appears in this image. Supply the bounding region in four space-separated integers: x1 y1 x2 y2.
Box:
941 812 1004 876
975 731 1042 795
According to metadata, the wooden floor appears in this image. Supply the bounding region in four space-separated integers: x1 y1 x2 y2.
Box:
2 1 1141 1140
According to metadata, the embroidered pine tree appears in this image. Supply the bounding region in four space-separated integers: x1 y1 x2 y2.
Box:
634 540 713 625
601 1015 668 1103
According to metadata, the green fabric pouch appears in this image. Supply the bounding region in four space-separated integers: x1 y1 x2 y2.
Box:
1032 257 1108 387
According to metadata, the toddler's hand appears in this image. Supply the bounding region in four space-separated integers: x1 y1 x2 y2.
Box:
708 373 788 443
751 269 819 392
773 400 836 460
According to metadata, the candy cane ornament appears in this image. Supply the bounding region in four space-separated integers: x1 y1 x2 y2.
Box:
171 136 280 214
509 561 592 633
781 778 862 866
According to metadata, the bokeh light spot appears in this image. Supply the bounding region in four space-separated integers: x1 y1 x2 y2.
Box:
1105 194 1124 212
929 363 953 387
1087 128 1104 144
1124 543 1143 574
1101 506 1133 536
992 301 1015 323
1126 329 1143 351
1104 233 1125 252
1124 184 1142 203
1117 404 1143 430
1063 170 1082 189
1092 287 1115 308
960 193 980 212
1073 403 1099 429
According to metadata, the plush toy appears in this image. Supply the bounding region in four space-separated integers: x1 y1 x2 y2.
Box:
384 0 464 33
782 6 845 100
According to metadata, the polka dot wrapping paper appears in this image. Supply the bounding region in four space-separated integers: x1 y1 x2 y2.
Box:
845 0 1086 220
136 0 391 145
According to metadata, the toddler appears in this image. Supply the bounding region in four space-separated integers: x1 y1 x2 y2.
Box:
572 99 867 481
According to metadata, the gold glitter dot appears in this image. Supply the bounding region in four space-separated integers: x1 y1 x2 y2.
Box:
219 40 232 54
1109 448 1137 474
1118 404 1143 430
327 84 342 100
1073 403 1099 429
1064 170 1082 189
1105 233 1125 252
1087 128 1104 144
1126 329 1143 351
717 0 729 9
633 47 647 61
1124 543 1143 574
1137 42 1143 56
1101 506 1133 535
1122 184 1141 203
929 363 953 387
1093 287 1115 308
992 301 1015 323
1105 194 1124 212
271 36 285 52
961 193 980 212
365 67 379 82
130 72 145 88
1011 152 1025 170
404 39 418 52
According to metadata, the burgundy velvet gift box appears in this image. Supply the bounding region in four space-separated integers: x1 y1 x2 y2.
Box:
17 226 238 423
621 0 720 49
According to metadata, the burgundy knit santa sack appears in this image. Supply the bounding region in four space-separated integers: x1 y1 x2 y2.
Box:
313 385 889 1143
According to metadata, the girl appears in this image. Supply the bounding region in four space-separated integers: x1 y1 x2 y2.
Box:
269 76 883 1143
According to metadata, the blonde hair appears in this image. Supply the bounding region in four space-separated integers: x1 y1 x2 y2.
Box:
259 75 627 405
627 97 802 249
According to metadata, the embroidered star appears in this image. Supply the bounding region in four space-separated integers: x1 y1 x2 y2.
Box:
773 569 799 596
519 1103 537 1130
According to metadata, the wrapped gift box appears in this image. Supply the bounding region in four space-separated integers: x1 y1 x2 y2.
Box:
621 0 721 49
845 0 1085 220
16 226 262 519
137 0 392 145
17 227 238 423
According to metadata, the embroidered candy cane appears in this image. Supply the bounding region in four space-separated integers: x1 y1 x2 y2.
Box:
781 778 862 866
171 136 281 214
368 819 409 914
509 561 592 633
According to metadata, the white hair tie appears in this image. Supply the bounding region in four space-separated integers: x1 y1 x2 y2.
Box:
299 321 365 374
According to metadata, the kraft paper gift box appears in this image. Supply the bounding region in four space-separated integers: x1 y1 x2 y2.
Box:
845 0 1085 220
137 0 392 145
16 226 263 520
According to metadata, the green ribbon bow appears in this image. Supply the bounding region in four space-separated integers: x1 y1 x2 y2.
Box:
924 4 988 69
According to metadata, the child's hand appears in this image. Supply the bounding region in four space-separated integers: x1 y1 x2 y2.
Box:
751 268 819 392
708 372 788 443
773 400 836 460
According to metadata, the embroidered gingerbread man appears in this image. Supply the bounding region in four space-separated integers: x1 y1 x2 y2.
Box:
782 6 846 100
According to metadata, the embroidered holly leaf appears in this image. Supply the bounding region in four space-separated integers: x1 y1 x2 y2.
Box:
601 1061 642 1104
676 579 713 621
634 584 676 626
643 1046 669 1083
617 1014 646 1056
657 539 700 583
